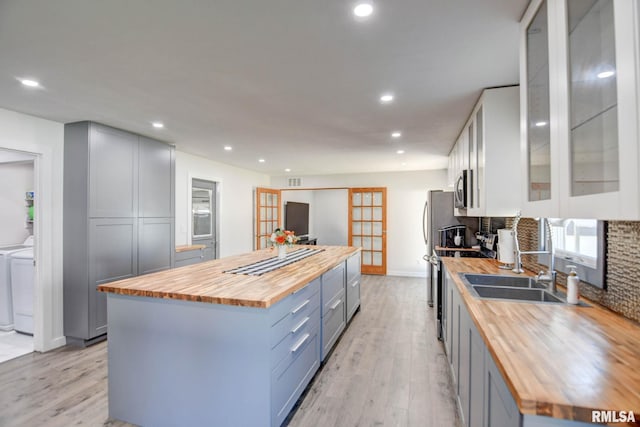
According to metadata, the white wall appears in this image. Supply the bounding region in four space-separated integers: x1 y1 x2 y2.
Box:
175 151 270 257
0 108 65 352
272 170 449 277
281 189 348 245
313 190 348 246
0 161 34 246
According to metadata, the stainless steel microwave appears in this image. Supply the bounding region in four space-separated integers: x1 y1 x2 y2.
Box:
454 170 468 209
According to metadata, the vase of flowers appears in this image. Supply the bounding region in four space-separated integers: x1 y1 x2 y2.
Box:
270 228 299 259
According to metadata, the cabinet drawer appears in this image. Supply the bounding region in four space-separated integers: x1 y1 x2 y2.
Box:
271 290 320 349
346 278 360 322
346 252 361 284
271 307 320 369
175 248 204 263
174 256 202 268
322 290 346 360
322 263 345 314
269 277 320 328
271 327 320 427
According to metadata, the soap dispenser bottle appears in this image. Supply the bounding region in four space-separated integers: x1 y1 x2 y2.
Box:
566 265 579 305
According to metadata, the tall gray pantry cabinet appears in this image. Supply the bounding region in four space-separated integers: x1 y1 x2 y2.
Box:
63 122 175 345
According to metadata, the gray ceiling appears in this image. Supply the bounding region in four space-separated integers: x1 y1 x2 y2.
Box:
0 0 528 176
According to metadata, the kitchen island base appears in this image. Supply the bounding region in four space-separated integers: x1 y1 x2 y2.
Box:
100 246 361 426
108 294 273 426
107 289 321 427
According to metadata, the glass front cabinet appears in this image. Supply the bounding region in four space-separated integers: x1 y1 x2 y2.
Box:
520 0 640 220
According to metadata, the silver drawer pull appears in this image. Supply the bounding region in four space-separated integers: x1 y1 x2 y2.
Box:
291 317 309 334
351 281 358 288
329 299 342 311
291 299 309 315
291 333 310 353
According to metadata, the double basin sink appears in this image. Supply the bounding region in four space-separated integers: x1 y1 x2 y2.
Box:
460 273 584 305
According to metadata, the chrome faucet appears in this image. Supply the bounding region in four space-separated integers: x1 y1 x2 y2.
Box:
512 213 556 293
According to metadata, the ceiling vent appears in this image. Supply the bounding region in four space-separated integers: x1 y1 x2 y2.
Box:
287 177 302 187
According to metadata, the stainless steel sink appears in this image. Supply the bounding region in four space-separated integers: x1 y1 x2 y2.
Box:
462 273 545 289
460 272 590 306
472 285 564 303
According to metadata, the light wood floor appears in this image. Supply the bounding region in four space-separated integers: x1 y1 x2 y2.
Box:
0 275 461 427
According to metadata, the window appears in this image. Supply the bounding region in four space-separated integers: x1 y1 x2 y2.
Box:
541 218 606 288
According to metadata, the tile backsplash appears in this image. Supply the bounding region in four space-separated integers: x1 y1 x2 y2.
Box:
507 218 640 323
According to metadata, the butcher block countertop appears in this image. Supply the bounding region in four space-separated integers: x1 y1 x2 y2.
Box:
175 244 206 252
99 245 360 308
442 257 640 424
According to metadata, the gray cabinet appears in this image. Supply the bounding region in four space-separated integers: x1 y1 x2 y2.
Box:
345 252 361 322
64 121 174 344
175 247 205 268
320 262 346 361
89 218 138 337
458 302 487 427
485 349 520 427
138 218 174 275
451 274 461 386
192 238 215 261
270 277 321 426
139 136 174 218
444 265 521 427
469 322 486 427
458 305 472 425
444 270 453 365
89 123 138 218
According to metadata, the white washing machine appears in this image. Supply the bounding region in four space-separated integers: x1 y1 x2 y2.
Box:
0 236 34 331
10 246 35 335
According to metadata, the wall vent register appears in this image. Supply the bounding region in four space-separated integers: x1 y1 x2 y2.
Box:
287 177 302 187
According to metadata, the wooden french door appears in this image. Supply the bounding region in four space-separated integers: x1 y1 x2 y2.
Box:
255 187 282 249
349 188 387 275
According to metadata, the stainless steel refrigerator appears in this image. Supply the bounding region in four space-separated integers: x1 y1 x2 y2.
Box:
422 191 478 304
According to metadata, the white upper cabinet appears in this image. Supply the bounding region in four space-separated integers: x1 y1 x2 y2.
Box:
520 0 640 219
450 86 521 217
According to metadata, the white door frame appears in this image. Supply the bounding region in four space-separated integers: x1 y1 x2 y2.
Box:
0 145 65 352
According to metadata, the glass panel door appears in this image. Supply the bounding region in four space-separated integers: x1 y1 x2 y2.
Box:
349 187 386 275
255 188 281 249
567 0 618 196
476 106 483 209
192 187 212 238
526 0 552 201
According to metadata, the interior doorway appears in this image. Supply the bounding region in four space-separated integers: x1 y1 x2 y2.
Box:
0 148 37 363
255 187 282 249
349 187 387 275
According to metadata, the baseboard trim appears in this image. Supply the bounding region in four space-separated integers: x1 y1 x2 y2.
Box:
41 335 67 352
385 270 427 278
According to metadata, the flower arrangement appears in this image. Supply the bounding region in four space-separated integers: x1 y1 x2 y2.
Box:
270 228 299 247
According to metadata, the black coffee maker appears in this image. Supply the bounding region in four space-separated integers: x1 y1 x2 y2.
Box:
439 225 466 248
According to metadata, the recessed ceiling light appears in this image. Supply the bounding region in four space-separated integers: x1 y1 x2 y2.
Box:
353 2 374 18
285 168 291 172
535 121 547 127
258 159 265 163
152 122 164 128
396 149 405 154
20 79 39 88
224 146 232 151
380 93 394 103
401 162 407 166
597 70 615 79
391 131 402 138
